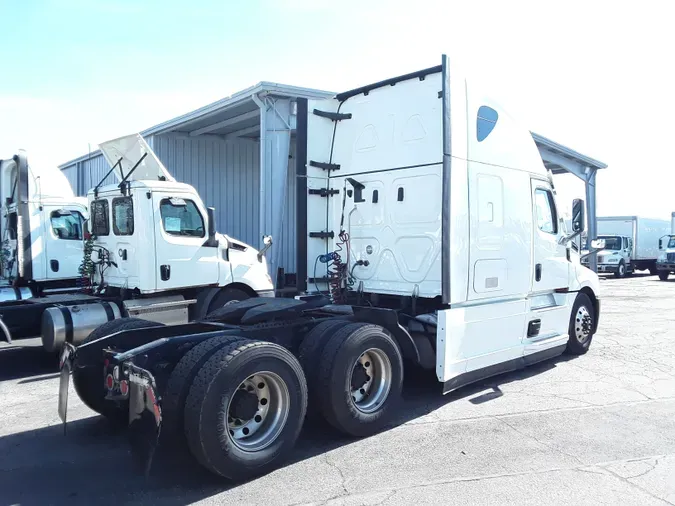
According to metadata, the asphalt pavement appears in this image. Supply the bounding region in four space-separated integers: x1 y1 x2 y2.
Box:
1 274 674 505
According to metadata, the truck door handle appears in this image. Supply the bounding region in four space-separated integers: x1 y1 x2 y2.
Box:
160 264 171 281
50 259 59 272
118 248 127 261
535 263 542 282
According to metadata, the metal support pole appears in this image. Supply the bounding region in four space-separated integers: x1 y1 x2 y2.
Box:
585 167 598 273
252 93 267 258
295 98 308 293
252 94 292 288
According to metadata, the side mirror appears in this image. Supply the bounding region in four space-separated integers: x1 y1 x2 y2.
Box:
590 239 606 250
205 207 218 247
659 239 663 249
258 235 273 262
572 198 585 233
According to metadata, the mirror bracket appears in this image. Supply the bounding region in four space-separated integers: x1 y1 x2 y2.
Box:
258 235 273 262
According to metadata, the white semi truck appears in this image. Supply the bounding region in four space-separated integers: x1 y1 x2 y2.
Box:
0 151 88 289
656 212 675 280
0 152 91 341
0 136 274 346
57 56 601 483
581 216 671 277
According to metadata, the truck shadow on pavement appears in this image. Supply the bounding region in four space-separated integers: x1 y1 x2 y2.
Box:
0 343 576 506
0 342 59 381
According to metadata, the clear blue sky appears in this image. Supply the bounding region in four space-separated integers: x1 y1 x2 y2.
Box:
1 0 673 218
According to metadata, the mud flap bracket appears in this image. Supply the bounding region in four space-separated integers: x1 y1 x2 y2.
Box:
127 364 162 477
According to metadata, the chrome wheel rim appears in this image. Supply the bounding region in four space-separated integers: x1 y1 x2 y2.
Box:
226 371 289 452
619 264 625 276
350 348 392 414
574 306 593 343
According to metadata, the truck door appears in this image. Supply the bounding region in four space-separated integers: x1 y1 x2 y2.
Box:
528 180 570 343
152 192 219 290
44 205 86 280
531 181 568 292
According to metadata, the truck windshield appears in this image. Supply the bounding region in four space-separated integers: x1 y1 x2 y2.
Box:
600 236 622 250
668 237 675 248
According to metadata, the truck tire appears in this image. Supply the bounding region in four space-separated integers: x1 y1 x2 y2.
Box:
615 261 626 278
161 334 246 439
206 288 251 317
298 320 349 415
565 293 596 355
316 323 404 437
183 340 307 481
72 318 164 422
658 271 670 281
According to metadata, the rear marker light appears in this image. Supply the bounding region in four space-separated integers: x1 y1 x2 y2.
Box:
120 380 129 396
105 374 114 390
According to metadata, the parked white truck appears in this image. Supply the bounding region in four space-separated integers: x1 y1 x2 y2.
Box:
0 151 88 290
655 212 675 280
0 136 274 346
582 216 671 277
58 57 601 483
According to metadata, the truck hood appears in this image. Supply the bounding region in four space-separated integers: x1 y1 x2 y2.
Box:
99 133 175 183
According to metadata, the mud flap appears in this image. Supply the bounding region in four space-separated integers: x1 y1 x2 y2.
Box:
58 344 76 435
127 365 162 477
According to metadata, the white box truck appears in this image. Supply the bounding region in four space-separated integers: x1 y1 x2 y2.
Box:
57 56 601 483
582 216 671 277
655 212 675 280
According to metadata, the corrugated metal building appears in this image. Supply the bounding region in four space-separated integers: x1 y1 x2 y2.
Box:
61 81 608 286
59 83 333 285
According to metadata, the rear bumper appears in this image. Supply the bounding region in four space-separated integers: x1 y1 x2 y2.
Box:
257 289 276 298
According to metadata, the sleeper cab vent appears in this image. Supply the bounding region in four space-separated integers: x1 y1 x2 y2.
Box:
229 241 248 252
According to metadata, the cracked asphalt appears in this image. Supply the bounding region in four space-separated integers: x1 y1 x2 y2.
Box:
1 274 674 505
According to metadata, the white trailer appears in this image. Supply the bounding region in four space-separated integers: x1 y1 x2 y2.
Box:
583 216 671 276
58 56 601 483
655 212 675 280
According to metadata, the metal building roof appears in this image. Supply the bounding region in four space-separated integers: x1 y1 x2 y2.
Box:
531 131 607 174
59 82 334 168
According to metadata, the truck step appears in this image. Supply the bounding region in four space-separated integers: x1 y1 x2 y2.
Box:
309 188 340 197
309 161 340 171
309 231 334 239
312 109 352 121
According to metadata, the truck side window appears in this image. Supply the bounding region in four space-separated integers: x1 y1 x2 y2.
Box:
477 106 498 142
159 198 205 238
112 197 134 236
50 211 84 240
91 199 110 236
534 188 558 234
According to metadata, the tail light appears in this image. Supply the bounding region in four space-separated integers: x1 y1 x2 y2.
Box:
105 374 114 391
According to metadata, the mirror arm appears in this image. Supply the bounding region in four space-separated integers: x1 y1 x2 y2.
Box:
581 248 602 261
559 229 582 245
257 237 273 262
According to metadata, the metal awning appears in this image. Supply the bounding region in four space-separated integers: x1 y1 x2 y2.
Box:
532 132 607 272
